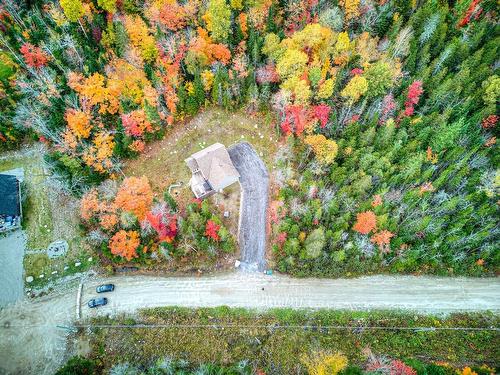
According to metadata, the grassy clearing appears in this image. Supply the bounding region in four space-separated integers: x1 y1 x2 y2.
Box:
123 107 279 197
0 147 95 287
0 151 53 250
86 307 498 373
24 252 96 289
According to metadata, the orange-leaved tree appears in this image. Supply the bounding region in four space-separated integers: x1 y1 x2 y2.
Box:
66 109 92 139
114 176 153 221
352 210 377 235
109 230 140 261
100 212 119 231
370 230 394 253
82 131 115 174
158 2 186 31
80 188 101 221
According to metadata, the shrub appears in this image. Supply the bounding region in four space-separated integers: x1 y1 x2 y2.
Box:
55 356 96 375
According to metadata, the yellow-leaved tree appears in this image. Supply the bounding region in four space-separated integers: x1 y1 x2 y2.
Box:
339 0 360 22
301 351 348 375
203 0 231 43
341 75 368 104
124 15 158 62
304 134 338 165
60 0 84 22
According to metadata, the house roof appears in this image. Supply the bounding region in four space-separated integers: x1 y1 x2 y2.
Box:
0 174 20 217
185 143 240 192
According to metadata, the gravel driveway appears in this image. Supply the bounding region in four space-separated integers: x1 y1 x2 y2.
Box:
228 142 269 272
0 286 75 375
0 230 25 307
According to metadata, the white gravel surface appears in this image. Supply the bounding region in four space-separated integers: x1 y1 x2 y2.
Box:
81 273 500 317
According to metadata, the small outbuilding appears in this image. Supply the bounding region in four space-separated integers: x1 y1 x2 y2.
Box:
0 173 22 232
185 143 240 199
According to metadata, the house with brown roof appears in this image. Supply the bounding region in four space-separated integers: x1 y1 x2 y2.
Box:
185 143 240 199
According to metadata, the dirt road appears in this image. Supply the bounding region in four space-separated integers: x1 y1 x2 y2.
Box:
80 274 500 316
2 273 499 374
228 142 269 272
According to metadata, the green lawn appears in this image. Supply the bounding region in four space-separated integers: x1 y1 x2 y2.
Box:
0 149 95 288
0 151 53 249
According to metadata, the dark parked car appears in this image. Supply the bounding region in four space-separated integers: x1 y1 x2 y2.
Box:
88 297 108 308
96 284 115 293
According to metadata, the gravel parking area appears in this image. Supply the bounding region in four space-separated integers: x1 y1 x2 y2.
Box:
228 142 269 272
0 286 75 375
0 230 25 307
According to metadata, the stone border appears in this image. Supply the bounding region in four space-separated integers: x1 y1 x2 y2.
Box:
76 281 83 320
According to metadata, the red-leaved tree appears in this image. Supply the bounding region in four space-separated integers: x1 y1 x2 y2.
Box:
205 220 221 241
20 43 49 68
146 211 178 243
403 81 423 117
313 104 331 128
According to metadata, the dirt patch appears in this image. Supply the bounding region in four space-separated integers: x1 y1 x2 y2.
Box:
75 337 92 357
0 284 77 375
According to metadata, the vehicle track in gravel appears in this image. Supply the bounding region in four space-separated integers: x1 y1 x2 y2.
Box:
228 142 269 272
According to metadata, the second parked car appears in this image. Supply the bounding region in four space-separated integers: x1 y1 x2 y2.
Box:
96 284 115 293
88 297 108 308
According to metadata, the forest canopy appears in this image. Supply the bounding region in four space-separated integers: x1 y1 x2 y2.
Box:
0 0 498 276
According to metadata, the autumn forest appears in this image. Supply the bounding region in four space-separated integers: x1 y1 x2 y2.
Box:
0 0 499 373
1 0 498 277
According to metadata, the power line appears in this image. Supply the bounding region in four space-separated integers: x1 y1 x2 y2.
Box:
73 324 500 331
21 323 490 331
4 321 498 331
